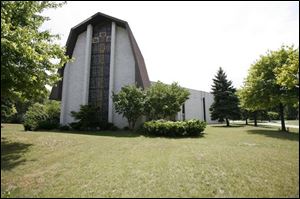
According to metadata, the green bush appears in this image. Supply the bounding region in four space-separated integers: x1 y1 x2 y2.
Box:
59 125 70 131
143 119 206 137
70 105 118 131
267 111 279 120
70 105 100 130
23 101 60 131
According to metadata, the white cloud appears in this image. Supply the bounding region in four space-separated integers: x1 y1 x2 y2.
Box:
41 1 299 92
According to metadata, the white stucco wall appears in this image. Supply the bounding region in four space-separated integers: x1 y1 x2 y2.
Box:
60 31 87 125
177 88 216 124
203 91 215 123
111 26 136 128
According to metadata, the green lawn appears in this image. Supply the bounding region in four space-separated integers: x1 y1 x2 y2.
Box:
1 123 299 198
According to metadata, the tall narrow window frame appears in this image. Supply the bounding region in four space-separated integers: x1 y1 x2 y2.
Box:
202 97 206 122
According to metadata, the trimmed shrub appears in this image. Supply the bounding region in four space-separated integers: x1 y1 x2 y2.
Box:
59 125 70 131
185 119 205 136
143 119 206 137
123 126 130 131
23 101 60 131
108 123 119 131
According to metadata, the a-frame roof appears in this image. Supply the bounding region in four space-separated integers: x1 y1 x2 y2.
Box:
50 12 150 100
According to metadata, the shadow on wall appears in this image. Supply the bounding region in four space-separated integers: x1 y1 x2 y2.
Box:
1 137 33 170
246 129 299 142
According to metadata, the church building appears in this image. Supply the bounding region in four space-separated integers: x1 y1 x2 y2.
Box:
50 12 215 128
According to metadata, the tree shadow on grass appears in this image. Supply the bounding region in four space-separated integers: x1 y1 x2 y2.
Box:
41 129 206 139
247 124 276 129
246 129 299 142
210 124 246 128
139 131 207 139
41 129 141 138
1 137 33 170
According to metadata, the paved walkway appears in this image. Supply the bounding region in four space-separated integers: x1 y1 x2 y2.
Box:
258 122 299 129
232 120 299 129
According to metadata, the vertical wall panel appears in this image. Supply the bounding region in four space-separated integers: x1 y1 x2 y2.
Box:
60 31 87 125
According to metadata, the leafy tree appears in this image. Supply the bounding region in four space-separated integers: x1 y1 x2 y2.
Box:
274 47 299 90
239 107 250 125
1 1 69 107
112 85 145 130
1 99 17 123
23 100 60 131
237 89 260 126
284 104 299 120
239 45 299 131
2 89 50 124
144 81 190 120
209 67 240 126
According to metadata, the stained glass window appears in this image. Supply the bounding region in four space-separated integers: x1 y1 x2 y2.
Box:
88 22 112 123
99 32 106 37
100 44 105 53
92 37 99 43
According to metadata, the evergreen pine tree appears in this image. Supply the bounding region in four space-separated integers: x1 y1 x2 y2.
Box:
209 67 240 126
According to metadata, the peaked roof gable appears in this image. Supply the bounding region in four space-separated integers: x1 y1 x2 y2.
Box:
50 12 150 100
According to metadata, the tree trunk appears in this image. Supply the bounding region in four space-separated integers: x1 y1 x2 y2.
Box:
279 103 286 132
128 119 135 131
254 111 257 126
226 118 230 126
245 118 248 125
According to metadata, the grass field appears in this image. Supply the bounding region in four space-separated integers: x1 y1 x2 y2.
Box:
1 123 299 198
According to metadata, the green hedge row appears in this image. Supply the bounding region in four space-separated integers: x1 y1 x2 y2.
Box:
143 119 206 137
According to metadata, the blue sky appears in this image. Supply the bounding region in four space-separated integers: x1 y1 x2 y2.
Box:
42 1 299 92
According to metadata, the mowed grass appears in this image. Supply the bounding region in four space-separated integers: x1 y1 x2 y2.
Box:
1 123 299 198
